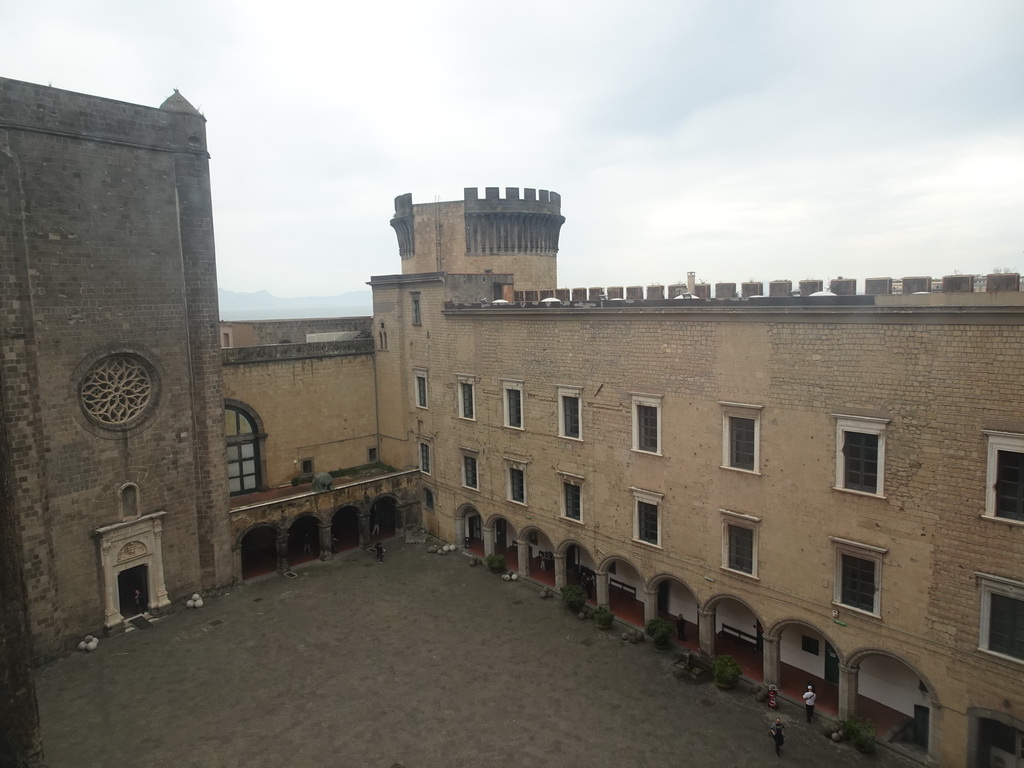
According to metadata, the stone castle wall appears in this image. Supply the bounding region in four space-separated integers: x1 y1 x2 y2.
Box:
0 78 230 661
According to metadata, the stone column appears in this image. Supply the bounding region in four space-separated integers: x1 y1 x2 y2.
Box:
596 571 609 608
643 586 658 626
762 634 781 687
151 520 169 609
698 605 716 657
482 525 494 557
517 539 529 574
318 522 332 560
276 532 289 573
839 663 859 720
553 553 566 589
358 509 371 549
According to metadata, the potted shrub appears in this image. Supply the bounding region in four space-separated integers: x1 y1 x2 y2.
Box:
712 653 742 688
483 553 506 573
645 618 674 649
593 605 615 629
560 584 587 613
840 717 876 753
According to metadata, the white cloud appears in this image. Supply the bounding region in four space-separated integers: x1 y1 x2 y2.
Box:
4 0 1022 295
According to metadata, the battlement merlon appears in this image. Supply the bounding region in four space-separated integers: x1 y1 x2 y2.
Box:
464 186 561 215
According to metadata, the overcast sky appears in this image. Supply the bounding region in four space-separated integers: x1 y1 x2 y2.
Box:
5 0 1023 296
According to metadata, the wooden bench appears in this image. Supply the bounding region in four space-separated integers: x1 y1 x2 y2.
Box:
719 623 758 647
608 578 637 598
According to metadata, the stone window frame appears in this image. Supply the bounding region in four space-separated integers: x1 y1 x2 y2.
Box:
418 440 432 475
558 385 583 441
423 487 435 510
506 459 528 506
833 415 889 498
830 536 887 619
502 379 525 430
410 292 422 326
631 393 663 456
413 368 429 410
225 401 266 497
457 375 476 421
631 487 664 548
119 482 141 519
984 431 1024 525
976 572 1024 665
720 402 762 474
720 508 761 579
461 449 480 491
559 471 585 524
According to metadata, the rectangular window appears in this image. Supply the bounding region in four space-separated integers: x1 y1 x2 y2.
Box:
637 501 659 544
843 432 878 492
458 377 475 420
508 465 526 504
558 387 582 440
463 454 478 489
411 292 421 326
419 442 431 474
728 525 754 573
414 370 428 409
503 381 524 429
632 394 662 454
978 573 1024 663
721 403 762 473
986 432 1024 522
730 417 756 470
841 555 876 612
720 509 760 578
834 415 888 496
832 537 886 617
563 481 582 521
424 487 434 509
367 446 378 463
300 458 314 475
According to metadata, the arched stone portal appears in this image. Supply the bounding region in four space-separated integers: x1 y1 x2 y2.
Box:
598 557 645 627
520 527 555 585
331 506 361 552
648 575 700 649
458 505 484 557
847 649 936 756
240 525 278 580
562 542 597 596
487 516 518 571
288 516 321 566
768 621 840 714
369 496 398 541
705 596 764 680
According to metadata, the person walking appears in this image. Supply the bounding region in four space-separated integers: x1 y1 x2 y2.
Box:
374 540 385 564
769 718 785 756
802 684 817 723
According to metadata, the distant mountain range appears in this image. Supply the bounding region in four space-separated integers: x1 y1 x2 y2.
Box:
218 288 373 320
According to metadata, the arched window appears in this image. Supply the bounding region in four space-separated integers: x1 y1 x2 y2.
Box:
225 405 262 495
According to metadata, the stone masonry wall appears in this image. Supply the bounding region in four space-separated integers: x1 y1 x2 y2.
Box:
389 300 1023 766
0 78 230 659
222 350 379 487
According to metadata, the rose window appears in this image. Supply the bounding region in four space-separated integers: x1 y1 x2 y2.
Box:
80 355 154 427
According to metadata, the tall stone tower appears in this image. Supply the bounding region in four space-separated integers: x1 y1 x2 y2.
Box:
0 78 232 670
390 186 564 291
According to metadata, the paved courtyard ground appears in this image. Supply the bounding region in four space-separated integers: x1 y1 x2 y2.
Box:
35 538 924 768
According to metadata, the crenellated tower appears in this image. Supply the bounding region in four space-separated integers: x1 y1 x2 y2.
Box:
390 186 564 291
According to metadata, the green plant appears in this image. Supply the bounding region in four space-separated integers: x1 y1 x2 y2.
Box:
711 654 742 687
645 617 674 648
483 553 506 572
593 605 615 629
840 717 876 752
560 585 587 613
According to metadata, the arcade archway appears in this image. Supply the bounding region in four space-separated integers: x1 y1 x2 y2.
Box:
240 525 278 579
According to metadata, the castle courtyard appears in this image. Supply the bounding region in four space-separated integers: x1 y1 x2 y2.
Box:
35 538 923 768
